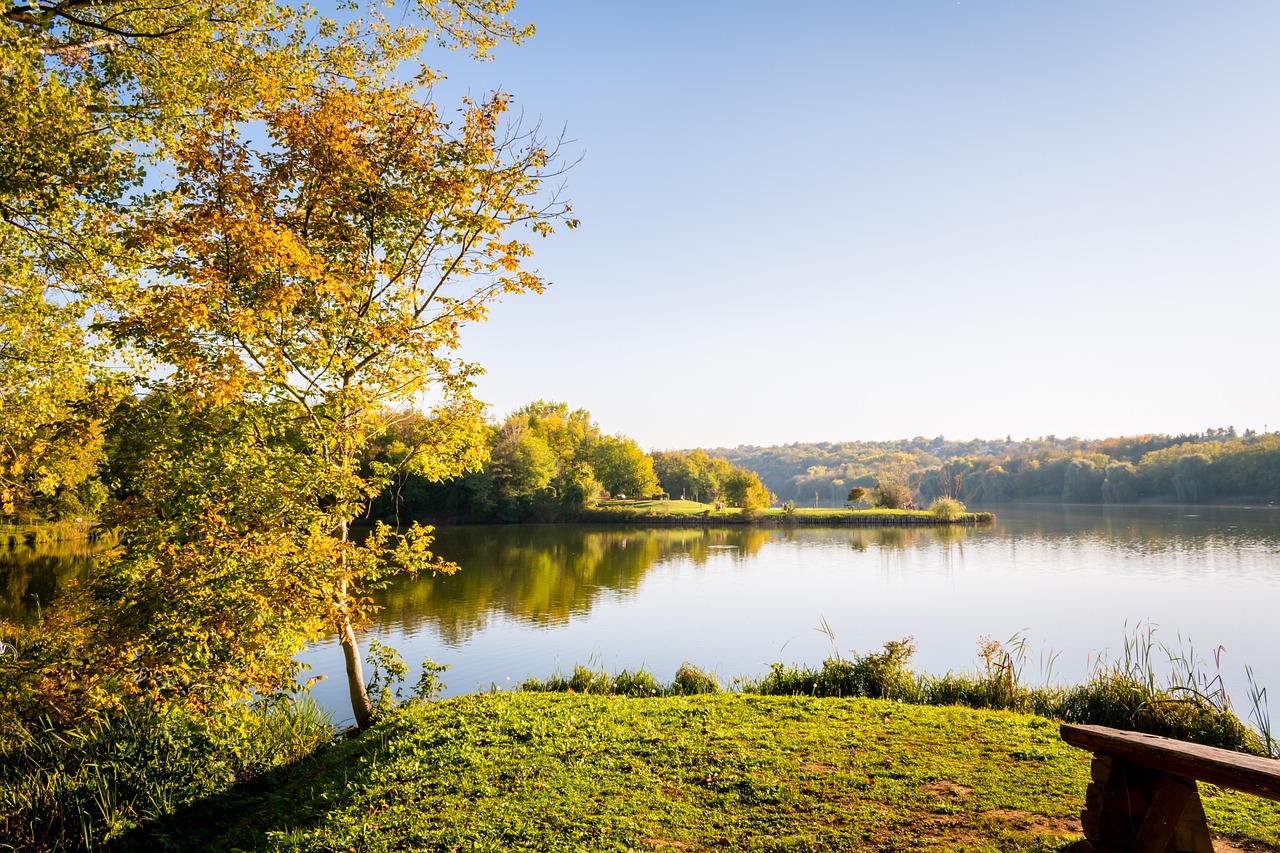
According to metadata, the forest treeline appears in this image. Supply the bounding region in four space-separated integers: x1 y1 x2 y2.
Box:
12 416 1278 531
367 401 773 522
4 399 774 529
712 427 1280 506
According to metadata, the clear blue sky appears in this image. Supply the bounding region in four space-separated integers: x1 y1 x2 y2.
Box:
427 1 1280 450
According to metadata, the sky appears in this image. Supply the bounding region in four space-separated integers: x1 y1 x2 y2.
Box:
421 0 1280 450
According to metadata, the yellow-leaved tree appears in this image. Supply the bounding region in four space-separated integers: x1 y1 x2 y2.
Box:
2 0 571 732
106 28 574 728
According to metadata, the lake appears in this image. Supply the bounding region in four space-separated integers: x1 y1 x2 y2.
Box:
296 504 1280 725
5 506 1277 727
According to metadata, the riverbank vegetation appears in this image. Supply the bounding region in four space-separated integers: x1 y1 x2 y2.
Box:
7 625 1278 851
362 414 1280 525
524 632 1271 758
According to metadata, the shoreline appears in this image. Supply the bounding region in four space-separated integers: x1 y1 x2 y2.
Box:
578 509 997 526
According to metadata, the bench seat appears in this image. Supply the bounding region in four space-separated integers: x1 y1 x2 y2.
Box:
1060 723 1280 853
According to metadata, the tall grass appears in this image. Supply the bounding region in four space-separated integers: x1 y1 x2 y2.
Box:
0 696 333 852
928 497 966 521
521 626 1271 757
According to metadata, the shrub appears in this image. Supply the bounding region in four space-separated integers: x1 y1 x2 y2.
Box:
872 478 912 509
568 664 613 694
413 658 451 701
672 663 719 695
929 497 966 521
613 669 662 697
849 637 919 700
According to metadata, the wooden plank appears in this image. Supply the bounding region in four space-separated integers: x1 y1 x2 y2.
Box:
1082 808 1140 845
1066 841 1124 853
1087 781 1151 816
1060 724 1280 801
1172 788 1214 853
1133 773 1194 853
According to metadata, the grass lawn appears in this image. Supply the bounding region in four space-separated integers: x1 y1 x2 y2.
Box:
591 500 966 523
598 499 718 514
125 693 1280 852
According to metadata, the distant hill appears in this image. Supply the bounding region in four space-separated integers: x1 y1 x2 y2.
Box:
704 428 1278 507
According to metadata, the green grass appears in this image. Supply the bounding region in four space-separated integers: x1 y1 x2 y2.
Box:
119 693 1280 853
524 636 1268 757
589 501 994 525
596 499 717 514
594 499 904 517
11 629 1268 852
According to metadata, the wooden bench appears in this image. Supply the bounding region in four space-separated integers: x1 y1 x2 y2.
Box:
1060 723 1280 853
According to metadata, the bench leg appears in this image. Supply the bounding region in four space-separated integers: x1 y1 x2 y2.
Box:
1133 773 1194 853
1078 754 1214 853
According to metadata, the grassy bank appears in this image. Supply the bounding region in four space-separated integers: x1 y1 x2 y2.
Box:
7 633 1277 851
0 521 102 549
586 500 995 526
118 693 1280 852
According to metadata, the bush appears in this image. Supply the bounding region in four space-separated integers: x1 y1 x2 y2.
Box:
516 626 1268 758
568 664 614 695
748 639 919 700
929 497 966 521
613 669 662 697
872 478 913 509
672 663 719 695
849 637 919 700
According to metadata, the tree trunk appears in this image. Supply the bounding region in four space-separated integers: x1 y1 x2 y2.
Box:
336 513 375 730
341 613 374 729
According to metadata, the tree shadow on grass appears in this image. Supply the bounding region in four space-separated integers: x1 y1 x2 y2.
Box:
108 725 396 853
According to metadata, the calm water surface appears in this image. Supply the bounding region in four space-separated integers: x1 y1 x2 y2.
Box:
298 505 1280 724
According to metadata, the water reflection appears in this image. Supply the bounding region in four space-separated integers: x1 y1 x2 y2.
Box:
9 506 1280 720
0 542 100 623
980 504 1280 555
378 524 996 645
381 526 774 643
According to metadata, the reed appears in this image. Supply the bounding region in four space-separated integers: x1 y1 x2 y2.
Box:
520 626 1269 756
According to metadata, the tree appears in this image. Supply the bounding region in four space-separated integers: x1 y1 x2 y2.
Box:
103 20 574 728
512 401 600 467
1061 458 1104 503
510 401 605 505
1172 454 1213 504
1101 462 1139 504
0 0 319 521
872 477 913 509
845 486 868 507
975 465 1010 503
722 468 772 510
489 423 559 505
95 395 334 709
652 449 720 503
592 435 660 498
